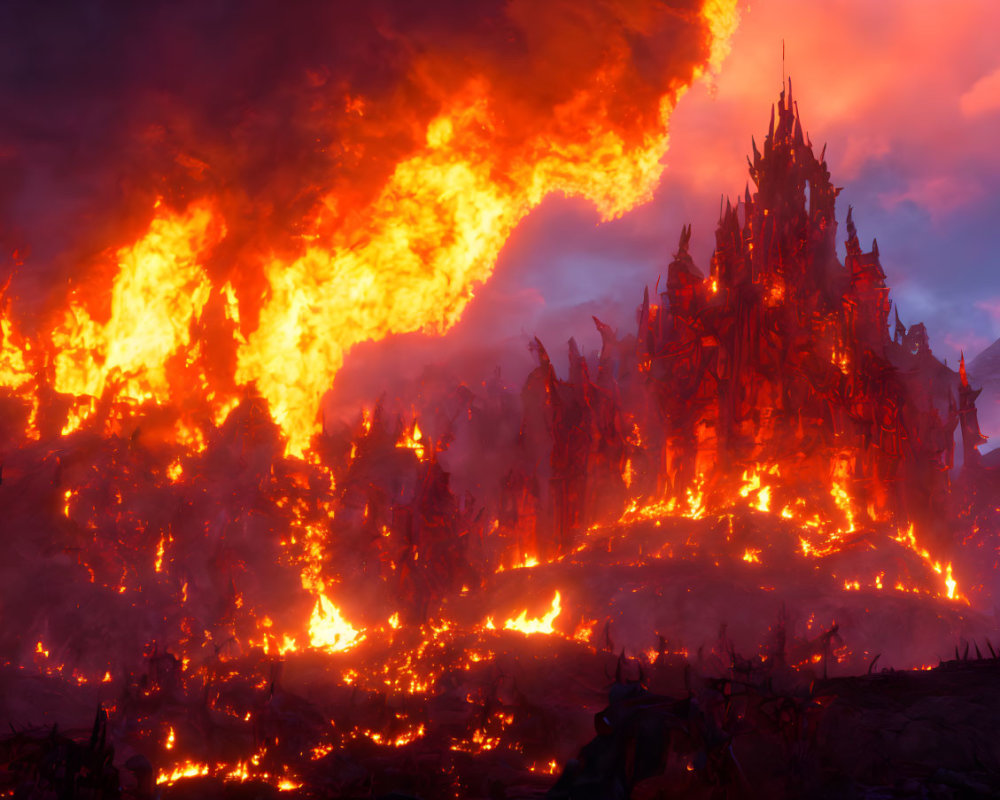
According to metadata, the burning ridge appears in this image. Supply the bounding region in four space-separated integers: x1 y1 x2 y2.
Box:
2 75 999 797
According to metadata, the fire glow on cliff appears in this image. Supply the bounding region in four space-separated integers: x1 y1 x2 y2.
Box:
2 3 999 798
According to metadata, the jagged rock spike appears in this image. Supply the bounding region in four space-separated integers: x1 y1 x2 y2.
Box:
868 653 881 674
567 336 581 364
530 336 552 369
963 641 970 661
987 637 997 659
676 224 692 256
871 238 879 258
593 316 614 339
975 641 983 660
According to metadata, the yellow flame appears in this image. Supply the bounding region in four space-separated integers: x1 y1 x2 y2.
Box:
0 314 32 391
154 537 165 573
503 591 561 635
234 56 736 456
699 0 741 75
309 593 362 652
398 419 427 461
893 524 964 601
685 478 706 519
157 762 209 785
52 201 223 430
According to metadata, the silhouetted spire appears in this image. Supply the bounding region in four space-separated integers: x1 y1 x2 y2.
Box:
845 206 861 257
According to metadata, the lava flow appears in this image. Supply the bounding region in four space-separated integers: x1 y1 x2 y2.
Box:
2 11 1000 799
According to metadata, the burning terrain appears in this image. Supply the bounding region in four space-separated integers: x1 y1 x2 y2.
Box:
3 7 1000 799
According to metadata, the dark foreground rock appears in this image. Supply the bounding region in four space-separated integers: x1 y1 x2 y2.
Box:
547 657 1000 800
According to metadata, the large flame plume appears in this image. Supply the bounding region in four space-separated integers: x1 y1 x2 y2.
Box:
0 0 739 456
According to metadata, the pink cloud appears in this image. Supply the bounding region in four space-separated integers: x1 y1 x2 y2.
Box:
944 330 991 358
974 298 1000 324
662 0 1000 191
960 66 1000 117
878 175 983 221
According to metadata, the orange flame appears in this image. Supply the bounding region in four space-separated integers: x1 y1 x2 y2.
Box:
309 593 363 652
52 201 225 431
0 2 739 460
503 590 562 635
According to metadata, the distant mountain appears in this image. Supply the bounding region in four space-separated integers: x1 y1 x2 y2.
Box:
968 338 1000 449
